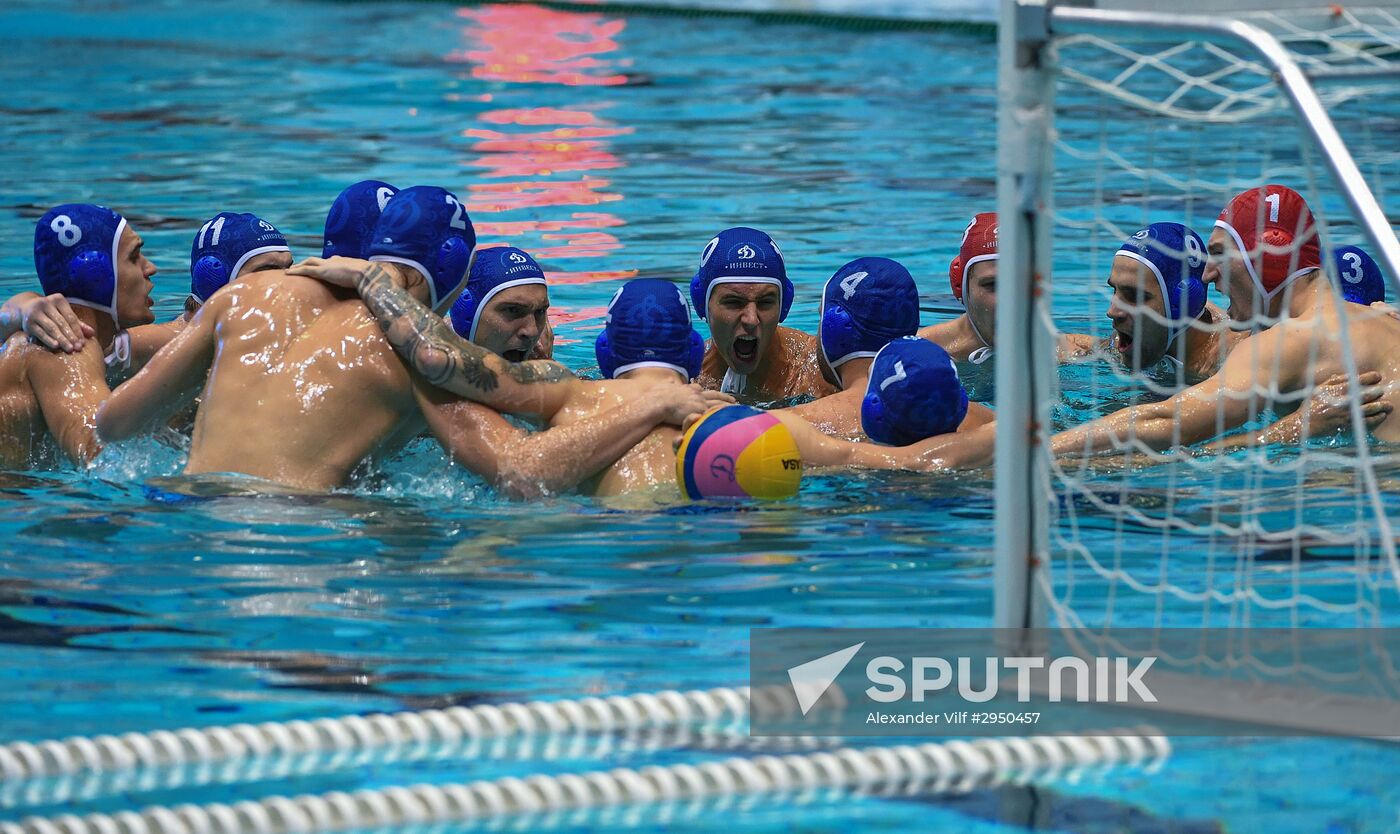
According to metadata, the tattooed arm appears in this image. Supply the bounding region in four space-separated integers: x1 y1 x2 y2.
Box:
289 258 578 418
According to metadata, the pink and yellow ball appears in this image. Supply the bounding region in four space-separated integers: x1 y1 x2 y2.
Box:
676 405 802 500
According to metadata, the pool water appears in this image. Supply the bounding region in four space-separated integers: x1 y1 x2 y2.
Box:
2 1 1399 831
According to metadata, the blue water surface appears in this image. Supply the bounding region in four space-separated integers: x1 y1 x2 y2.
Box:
1 1 1399 832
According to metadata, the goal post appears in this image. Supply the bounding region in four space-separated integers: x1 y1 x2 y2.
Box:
994 0 1400 649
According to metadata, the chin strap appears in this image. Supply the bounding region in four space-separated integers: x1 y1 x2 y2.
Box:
720 367 748 396
962 307 994 365
104 330 132 372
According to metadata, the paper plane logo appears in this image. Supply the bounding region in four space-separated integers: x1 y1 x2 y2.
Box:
787 642 863 716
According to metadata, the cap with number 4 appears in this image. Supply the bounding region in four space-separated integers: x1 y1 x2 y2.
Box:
819 257 920 373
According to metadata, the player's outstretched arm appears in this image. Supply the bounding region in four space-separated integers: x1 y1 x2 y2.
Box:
1049 327 1303 457
420 383 732 498
1206 371 1391 449
96 304 217 442
770 410 997 472
290 257 576 417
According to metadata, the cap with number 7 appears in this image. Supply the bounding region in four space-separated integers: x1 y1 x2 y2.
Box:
861 336 969 446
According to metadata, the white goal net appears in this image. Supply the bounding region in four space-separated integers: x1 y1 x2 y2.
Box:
995 4 1400 711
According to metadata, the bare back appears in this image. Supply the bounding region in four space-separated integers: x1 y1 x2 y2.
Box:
1269 295 1400 442
548 378 679 496
0 335 52 468
187 272 426 488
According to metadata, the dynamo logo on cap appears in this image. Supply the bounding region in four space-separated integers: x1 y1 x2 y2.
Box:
690 226 794 321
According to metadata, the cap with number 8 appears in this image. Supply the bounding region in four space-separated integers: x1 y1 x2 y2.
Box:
33 203 126 322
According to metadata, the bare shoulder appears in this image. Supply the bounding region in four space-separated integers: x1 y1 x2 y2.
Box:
918 320 956 341
776 325 817 350
547 377 614 425
25 335 105 382
773 326 835 399
219 270 345 311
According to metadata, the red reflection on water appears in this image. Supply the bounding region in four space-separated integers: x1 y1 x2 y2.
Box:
531 231 621 259
453 4 632 290
545 270 639 286
465 127 631 177
475 213 625 237
469 145 624 179
546 305 610 325
467 177 622 213
479 108 602 126
450 5 629 86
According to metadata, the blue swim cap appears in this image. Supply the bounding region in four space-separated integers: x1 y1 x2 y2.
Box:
34 204 127 321
449 246 549 342
189 212 290 303
1333 245 1385 305
368 186 476 309
596 278 705 380
689 227 794 322
323 180 397 259
819 257 920 374
861 337 969 446
1114 223 1207 330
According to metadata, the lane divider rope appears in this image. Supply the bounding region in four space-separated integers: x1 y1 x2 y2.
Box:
0 729 1171 834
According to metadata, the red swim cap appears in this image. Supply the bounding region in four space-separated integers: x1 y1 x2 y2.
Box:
949 212 998 303
1213 185 1321 297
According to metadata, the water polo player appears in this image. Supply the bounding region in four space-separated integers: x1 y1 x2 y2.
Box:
691 226 835 403
683 335 1003 498
0 203 156 465
921 212 999 363
185 211 292 318
1050 185 1400 453
425 254 724 497
786 256 993 439
98 185 575 488
450 246 550 362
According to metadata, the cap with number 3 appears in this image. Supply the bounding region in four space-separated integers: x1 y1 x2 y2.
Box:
1333 245 1385 305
